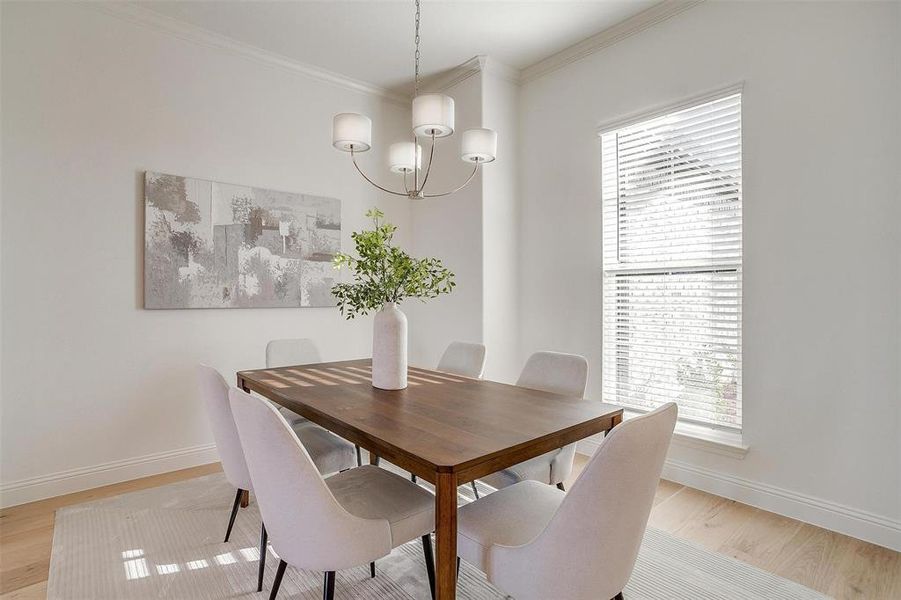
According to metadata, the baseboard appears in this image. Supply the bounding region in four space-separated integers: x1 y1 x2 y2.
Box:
0 443 219 509
661 459 901 552
578 439 900 551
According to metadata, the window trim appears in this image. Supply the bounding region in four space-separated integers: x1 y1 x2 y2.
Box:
600 85 745 435
596 82 745 138
623 410 749 458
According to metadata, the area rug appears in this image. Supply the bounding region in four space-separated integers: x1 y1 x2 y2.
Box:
48 471 828 599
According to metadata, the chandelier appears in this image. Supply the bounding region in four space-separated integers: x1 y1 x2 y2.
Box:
331 0 497 199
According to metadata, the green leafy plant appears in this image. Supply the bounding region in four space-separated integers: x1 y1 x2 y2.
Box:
331 208 455 319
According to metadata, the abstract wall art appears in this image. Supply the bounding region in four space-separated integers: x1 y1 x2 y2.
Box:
144 171 340 309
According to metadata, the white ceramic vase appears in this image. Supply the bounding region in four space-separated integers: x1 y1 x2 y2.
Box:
372 302 407 390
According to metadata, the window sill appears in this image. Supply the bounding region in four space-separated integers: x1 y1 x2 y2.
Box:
623 410 749 459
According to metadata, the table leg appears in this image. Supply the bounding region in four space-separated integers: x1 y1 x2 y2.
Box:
435 471 458 599
603 414 623 441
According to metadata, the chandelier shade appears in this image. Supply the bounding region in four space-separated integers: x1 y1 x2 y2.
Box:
332 113 371 152
389 142 422 173
461 128 498 163
412 94 455 138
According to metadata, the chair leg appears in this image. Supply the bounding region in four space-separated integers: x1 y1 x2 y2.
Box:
257 522 268 592
224 488 243 542
470 481 480 499
411 473 417 483
613 593 624 600
556 482 566 491
370 561 376 578
269 560 287 600
323 571 335 600
422 535 436 600
355 445 362 467
456 556 461 579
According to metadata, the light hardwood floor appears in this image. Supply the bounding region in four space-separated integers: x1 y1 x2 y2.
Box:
1 457 899 599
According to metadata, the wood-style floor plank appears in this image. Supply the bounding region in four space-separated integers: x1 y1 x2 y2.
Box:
825 537 901 599
669 495 758 551
1 458 899 600
0 581 47 600
716 505 804 569
767 524 845 594
647 485 727 532
652 478 684 506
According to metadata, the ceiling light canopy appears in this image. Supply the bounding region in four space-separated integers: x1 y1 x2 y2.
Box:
331 0 496 199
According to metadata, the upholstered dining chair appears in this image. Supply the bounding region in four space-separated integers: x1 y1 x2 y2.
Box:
436 341 487 378
410 341 487 494
266 337 322 368
479 351 589 492
196 365 356 593
265 338 321 426
228 387 438 600
456 403 678 600
266 338 363 467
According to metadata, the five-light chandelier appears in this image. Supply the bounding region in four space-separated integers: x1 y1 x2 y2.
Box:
331 0 497 199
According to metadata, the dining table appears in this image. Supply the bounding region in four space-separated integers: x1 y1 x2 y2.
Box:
237 358 623 599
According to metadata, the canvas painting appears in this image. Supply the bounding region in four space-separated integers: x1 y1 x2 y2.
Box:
144 171 340 309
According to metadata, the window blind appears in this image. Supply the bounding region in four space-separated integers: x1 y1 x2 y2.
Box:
601 92 742 429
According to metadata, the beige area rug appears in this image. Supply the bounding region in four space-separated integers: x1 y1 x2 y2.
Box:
48 471 829 599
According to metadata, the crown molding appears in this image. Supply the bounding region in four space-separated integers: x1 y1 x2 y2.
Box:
520 0 705 84
89 3 409 105
419 56 486 93
89 1 703 101
419 55 521 94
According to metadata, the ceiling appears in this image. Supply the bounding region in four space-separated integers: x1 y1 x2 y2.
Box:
137 1 659 92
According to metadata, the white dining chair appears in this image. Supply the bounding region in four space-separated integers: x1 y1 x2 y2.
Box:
228 387 438 600
266 338 322 368
436 341 487 378
479 351 589 492
457 403 678 600
197 365 356 593
265 338 321 426
266 338 364 467
409 341 488 494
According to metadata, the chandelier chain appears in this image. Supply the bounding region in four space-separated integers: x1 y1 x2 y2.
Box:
414 0 421 97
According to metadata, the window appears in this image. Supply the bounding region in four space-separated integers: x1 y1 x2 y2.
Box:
601 91 742 430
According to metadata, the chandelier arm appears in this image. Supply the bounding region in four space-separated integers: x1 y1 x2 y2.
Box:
350 149 409 197
422 163 480 198
417 133 437 193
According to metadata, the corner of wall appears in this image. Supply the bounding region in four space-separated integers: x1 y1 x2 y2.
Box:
479 57 523 383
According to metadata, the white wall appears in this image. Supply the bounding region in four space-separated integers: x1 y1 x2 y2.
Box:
481 61 522 383
407 73 484 370
0 1 412 505
518 1 901 549
407 60 522 382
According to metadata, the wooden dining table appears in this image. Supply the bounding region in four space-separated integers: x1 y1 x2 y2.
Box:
237 358 623 599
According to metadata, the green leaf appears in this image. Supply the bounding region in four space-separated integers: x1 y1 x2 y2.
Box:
330 207 456 318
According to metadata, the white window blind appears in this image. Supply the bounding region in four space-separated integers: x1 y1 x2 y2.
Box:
601 92 742 429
